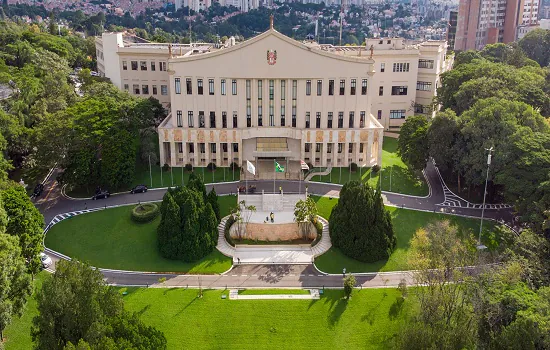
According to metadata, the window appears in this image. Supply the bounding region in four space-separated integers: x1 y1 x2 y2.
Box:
233 112 238 128
315 143 321 152
186 78 192 94
199 112 205 128
152 85 157 95
131 61 138 70
232 79 237 95
222 112 227 128
188 111 194 127
391 86 408 95
379 86 384 96
348 111 354 128
123 84 129 91
269 80 274 127
361 79 367 95
415 104 432 114
327 112 333 128
339 79 345 95
175 78 181 94
178 143 183 153
208 79 214 95
281 80 286 126
257 80 263 127
246 80 251 127
350 79 356 95
338 112 343 128
140 61 147 71
292 80 297 127
380 63 385 72
133 84 140 94
305 112 310 128
210 143 216 153
316 112 321 128
233 143 239 152
317 80 322 96
221 79 226 95
197 79 203 95
338 143 343 153
418 59 434 69
209 112 216 128
390 110 406 119
359 144 364 153
142 85 149 94
416 81 432 91
327 143 332 154
176 110 183 127
305 143 311 152
392 63 410 72
360 111 365 128
222 143 228 153
306 80 311 96
377 110 382 119
329 80 334 95
151 61 156 71
122 61 127 70
161 85 168 95
387 40 391 44
189 143 194 153
160 62 167 71
348 143 353 154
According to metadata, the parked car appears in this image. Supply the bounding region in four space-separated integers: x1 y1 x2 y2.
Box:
40 252 52 268
33 183 44 197
92 190 110 200
131 184 148 194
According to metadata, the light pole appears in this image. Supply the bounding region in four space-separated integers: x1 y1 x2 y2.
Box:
380 168 385 192
477 147 493 250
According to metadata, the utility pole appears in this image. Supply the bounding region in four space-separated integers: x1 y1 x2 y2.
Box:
477 147 493 250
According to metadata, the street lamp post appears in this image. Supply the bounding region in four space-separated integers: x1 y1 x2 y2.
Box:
477 147 493 250
390 166 393 192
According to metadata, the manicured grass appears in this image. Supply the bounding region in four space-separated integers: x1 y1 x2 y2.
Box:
44 196 237 273
4 272 50 350
310 137 428 196
237 289 311 295
312 196 495 274
121 287 411 349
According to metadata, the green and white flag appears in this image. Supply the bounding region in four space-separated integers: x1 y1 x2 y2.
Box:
274 160 285 172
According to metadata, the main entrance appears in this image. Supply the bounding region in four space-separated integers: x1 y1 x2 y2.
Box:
243 158 302 180
242 137 302 180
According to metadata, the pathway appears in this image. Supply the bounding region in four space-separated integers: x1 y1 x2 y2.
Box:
304 165 332 181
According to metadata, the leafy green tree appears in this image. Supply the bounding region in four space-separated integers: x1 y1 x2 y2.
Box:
329 181 395 262
0 233 32 341
397 115 430 171
157 193 181 259
293 196 317 238
187 172 207 200
343 274 356 299
1 185 44 273
518 28 550 67
206 187 220 222
32 260 167 350
100 128 138 190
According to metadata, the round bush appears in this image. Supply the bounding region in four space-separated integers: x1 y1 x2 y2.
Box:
350 162 358 172
372 164 381 173
185 163 193 172
207 162 217 171
229 162 240 171
162 163 170 172
306 162 314 171
131 203 160 223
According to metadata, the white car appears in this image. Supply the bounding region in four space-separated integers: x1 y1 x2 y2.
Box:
40 253 52 269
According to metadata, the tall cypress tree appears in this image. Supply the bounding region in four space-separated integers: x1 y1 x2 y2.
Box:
157 193 181 259
207 188 220 222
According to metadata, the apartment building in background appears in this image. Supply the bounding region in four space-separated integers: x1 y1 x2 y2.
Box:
454 0 541 50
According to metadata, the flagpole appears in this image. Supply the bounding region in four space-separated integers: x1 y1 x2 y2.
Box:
273 159 276 194
299 168 301 195
245 160 248 196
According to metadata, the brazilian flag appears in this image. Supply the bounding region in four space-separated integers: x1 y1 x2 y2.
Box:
274 160 285 172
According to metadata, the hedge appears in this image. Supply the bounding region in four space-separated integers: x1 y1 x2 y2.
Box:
310 218 324 247
224 215 236 247
131 203 160 223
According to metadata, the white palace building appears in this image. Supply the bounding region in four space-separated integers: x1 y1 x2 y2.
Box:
96 19 451 180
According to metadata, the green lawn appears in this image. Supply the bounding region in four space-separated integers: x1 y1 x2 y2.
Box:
237 289 311 295
4 272 50 350
121 287 411 349
312 196 495 274
44 196 236 273
310 137 428 196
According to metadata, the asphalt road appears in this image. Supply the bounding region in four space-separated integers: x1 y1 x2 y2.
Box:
34 163 514 288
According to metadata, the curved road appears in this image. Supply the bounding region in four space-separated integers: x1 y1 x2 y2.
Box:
34 162 514 289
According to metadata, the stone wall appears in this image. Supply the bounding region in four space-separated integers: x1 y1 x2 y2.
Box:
230 222 316 241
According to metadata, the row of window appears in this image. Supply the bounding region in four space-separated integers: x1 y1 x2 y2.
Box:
124 84 168 96
305 79 368 96
122 60 167 72
175 142 239 154
379 59 434 72
175 110 369 129
375 82 433 96
304 142 366 154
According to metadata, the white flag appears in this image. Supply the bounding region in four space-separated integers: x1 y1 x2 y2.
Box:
246 160 256 175
300 160 309 170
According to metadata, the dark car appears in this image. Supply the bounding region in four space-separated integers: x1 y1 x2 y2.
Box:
92 190 110 200
131 184 148 194
33 183 44 197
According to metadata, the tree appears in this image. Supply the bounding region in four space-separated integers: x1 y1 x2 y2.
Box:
518 28 550 67
397 115 430 171
329 181 395 262
100 127 138 190
48 12 58 35
32 260 167 350
157 193 181 259
0 233 32 341
1 185 44 273
343 274 356 299
206 187 220 222
293 196 317 238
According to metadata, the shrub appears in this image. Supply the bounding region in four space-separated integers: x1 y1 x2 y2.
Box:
350 162 358 172
307 162 314 171
185 163 193 172
310 218 324 247
344 274 356 299
229 162 240 171
224 215 236 247
162 163 170 172
131 203 160 223
207 162 217 171
372 164 381 173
